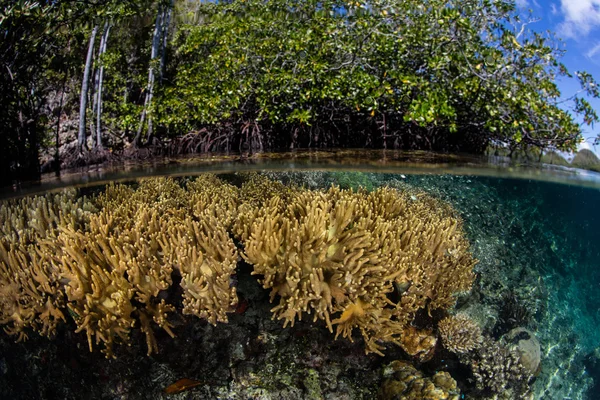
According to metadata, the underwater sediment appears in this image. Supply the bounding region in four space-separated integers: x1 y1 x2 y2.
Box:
1 172 596 399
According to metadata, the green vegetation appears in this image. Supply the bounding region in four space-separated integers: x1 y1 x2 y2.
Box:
1 0 599 185
572 149 600 172
540 151 570 167
490 147 600 172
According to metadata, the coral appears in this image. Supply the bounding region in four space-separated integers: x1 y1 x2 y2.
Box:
504 328 541 376
438 314 483 354
399 326 437 362
185 174 240 228
379 360 460 400
161 215 238 325
232 172 299 242
0 188 94 244
0 174 476 359
241 184 476 355
52 205 171 357
494 291 534 336
460 337 532 398
92 177 239 355
0 176 240 357
0 190 94 342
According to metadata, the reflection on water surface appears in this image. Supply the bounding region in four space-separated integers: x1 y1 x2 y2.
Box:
3 150 600 199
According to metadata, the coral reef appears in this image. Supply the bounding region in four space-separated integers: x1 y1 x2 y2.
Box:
2 170 592 399
460 337 533 398
438 314 483 354
240 184 476 355
0 174 476 359
378 360 460 400
399 326 437 362
0 177 240 357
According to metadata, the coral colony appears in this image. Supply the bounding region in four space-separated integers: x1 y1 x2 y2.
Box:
0 174 538 398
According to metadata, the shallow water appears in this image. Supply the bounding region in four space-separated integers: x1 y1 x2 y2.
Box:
4 150 600 200
0 152 599 399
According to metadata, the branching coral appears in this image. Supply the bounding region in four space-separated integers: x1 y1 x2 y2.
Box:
241 184 476 355
0 176 240 357
460 337 533 398
0 190 93 341
438 314 483 354
0 174 477 359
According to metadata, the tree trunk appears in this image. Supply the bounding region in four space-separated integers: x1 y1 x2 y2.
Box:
77 25 98 153
135 5 163 146
96 22 111 149
55 73 68 176
17 97 41 183
159 0 174 81
89 52 98 147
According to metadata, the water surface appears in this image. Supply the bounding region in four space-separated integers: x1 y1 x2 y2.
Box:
0 151 598 399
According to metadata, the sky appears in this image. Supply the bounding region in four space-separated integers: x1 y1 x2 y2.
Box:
515 0 600 155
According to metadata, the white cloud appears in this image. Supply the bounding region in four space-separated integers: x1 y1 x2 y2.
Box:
515 0 540 8
579 141 592 151
557 0 600 38
586 41 600 58
550 3 559 15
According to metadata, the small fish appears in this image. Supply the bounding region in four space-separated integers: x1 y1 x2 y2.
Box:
164 378 203 394
235 298 249 314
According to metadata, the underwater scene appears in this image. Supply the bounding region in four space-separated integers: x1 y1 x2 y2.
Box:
0 169 599 400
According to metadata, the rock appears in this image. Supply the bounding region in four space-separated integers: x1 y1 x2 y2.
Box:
505 327 541 376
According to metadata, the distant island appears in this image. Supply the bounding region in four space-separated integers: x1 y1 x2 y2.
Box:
541 149 600 172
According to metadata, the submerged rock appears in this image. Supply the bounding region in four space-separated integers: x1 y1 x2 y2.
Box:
505 327 541 376
379 360 460 400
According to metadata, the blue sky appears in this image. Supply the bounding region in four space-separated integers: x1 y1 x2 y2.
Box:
516 0 600 154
